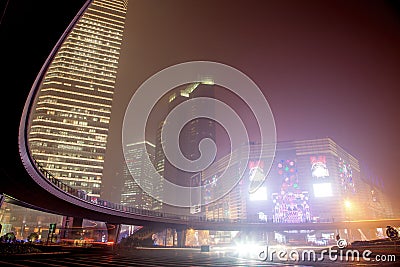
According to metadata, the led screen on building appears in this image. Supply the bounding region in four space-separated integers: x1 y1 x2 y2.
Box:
313 183 333 197
338 158 355 194
272 159 311 223
203 173 218 202
310 155 329 178
247 160 265 194
249 186 267 201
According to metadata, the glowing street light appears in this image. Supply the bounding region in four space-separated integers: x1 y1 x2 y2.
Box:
344 200 352 209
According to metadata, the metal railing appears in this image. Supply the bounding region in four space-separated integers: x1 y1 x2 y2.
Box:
32 158 346 225
32 158 209 222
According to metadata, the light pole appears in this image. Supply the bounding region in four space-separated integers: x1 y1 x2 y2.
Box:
344 199 353 242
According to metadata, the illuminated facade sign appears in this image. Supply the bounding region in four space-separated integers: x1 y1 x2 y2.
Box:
313 183 333 197
310 155 330 178
338 158 355 194
272 159 311 223
249 186 268 201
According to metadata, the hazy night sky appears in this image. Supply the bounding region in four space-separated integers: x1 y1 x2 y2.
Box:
1 1 400 210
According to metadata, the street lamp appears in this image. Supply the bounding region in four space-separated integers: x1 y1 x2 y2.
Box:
343 199 353 242
344 200 352 209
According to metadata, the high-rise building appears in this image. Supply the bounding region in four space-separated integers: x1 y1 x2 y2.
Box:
203 138 393 222
154 121 166 180
121 141 162 211
154 81 216 214
165 82 216 187
28 0 129 197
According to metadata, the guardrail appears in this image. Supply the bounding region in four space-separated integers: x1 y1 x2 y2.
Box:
32 158 347 225
32 158 206 222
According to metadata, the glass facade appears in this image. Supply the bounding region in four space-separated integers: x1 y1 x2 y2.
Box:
121 141 163 211
28 0 129 197
0 203 63 241
154 82 216 214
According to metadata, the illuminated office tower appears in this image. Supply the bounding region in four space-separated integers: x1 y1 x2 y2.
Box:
121 141 163 211
28 0 129 197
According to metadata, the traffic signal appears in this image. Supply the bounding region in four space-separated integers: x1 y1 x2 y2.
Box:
49 223 56 234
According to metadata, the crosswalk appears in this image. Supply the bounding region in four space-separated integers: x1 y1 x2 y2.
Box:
0 248 300 267
3 256 291 267
0 247 398 266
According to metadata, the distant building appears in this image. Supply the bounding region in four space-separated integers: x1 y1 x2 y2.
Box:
121 141 162 211
28 0 129 197
0 202 63 241
154 81 216 214
203 138 393 222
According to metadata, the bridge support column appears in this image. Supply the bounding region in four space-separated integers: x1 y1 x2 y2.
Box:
106 223 121 244
72 217 83 241
172 228 176 247
61 217 83 242
266 231 275 245
71 217 83 228
176 228 186 247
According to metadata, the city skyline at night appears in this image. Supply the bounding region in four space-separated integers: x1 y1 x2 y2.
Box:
3 3 400 263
